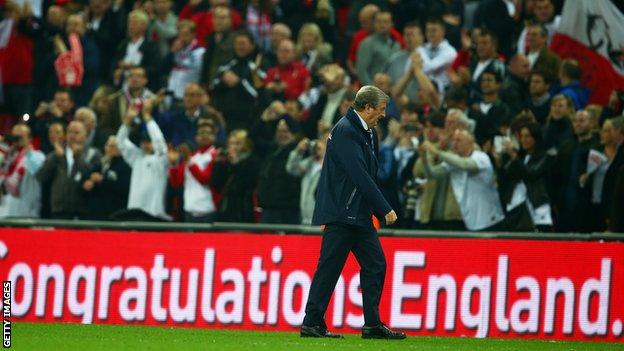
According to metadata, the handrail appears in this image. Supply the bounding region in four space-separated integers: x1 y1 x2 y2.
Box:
1 218 622 241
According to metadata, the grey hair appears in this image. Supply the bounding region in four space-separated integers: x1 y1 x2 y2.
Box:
75 107 98 125
353 85 389 111
610 115 624 132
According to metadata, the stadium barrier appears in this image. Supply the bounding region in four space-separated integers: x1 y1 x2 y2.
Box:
0 220 622 342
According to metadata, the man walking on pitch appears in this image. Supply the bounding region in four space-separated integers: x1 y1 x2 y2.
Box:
301 86 406 340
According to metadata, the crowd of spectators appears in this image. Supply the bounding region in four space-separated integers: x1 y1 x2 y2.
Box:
1 0 623 233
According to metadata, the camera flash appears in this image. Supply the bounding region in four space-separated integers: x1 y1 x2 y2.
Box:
22 113 30 122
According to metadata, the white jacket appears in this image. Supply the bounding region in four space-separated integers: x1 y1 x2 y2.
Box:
117 120 169 219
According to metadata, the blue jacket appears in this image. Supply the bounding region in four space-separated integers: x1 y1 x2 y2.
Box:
312 108 392 228
552 81 590 110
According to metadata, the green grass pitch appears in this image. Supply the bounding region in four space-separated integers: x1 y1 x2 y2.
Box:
13 323 624 350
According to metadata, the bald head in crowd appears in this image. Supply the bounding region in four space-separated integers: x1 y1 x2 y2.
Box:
358 4 380 32
74 107 97 134
10 124 32 149
452 129 475 157
66 120 87 147
277 39 296 66
271 23 292 51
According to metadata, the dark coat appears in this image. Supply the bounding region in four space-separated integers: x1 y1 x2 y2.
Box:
257 141 301 210
500 73 530 117
211 53 268 131
212 154 261 222
86 155 131 220
609 165 624 232
602 144 624 222
469 99 511 144
201 30 235 85
111 37 162 91
500 150 554 209
312 108 392 228
552 134 601 232
36 150 100 217
88 8 126 82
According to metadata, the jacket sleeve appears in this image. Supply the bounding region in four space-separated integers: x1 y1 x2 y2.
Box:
116 124 141 166
285 148 310 177
36 153 61 183
506 153 552 182
145 120 168 157
333 128 392 217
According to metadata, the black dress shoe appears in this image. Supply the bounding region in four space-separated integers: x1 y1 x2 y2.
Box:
362 323 406 339
300 325 343 338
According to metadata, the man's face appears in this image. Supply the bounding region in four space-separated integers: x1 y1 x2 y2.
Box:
270 25 290 50
104 136 120 157
48 124 65 145
213 7 231 32
511 55 531 79
67 122 86 145
358 5 378 31
277 40 295 66
66 15 85 35
526 26 546 51
480 73 499 94
373 74 392 94
74 111 94 132
573 112 592 136
178 27 195 46
285 100 302 121
47 6 66 28
403 26 423 51
127 69 148 90
425 23 444 45
128 15 147 39
373 13 392 35
233 36 254 58
476 35 495 60
275 120 294 146
534 0 554 22
153 0 171 16
10 125 30 148
53 92 74 114
424 122 441 142
183 85 204 111
452 131 472 156
195 127 216 147
600 120 614 145
140 140 153 153
363 101 387 128
89 0 110 16
529 74 548 96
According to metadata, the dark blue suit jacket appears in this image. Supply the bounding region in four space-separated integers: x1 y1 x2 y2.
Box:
312 108 392 228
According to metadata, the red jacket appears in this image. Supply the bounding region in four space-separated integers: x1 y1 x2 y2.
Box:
264 61 310 100
179 6 242 47
0 20 34 85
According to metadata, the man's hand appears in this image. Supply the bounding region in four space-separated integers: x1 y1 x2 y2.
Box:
384 210 398 225
222 71 240 87
90 172 103 183
142 98 154 121
167 148 180 165
70 142 85 157
296 138 310 154
53 141 64 157
35 102 49 117
124 106 139 126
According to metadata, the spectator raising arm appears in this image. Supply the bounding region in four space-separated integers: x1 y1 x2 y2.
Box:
116 107 142 166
